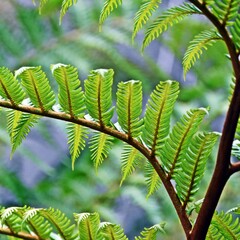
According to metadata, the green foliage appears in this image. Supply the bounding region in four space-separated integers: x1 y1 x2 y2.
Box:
135 223 165 240
230 15 240 51
207 211 240 239
183 30 222 77
60 0 78 23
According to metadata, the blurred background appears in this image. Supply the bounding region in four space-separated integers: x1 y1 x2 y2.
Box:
0 0 238 239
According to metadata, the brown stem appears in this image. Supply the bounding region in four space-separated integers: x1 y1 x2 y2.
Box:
188 1 240 239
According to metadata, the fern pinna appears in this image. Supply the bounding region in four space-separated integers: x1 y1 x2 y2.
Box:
0 64 221 238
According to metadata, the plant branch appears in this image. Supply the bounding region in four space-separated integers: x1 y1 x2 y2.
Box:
229 162 240 174
188 1 240 239
0 99 192 236
0 227 40 240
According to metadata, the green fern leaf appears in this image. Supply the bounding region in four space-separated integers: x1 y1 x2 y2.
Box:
89 132 114 171
142 3 201 50
160 108 208 179
230 15 240 50
183 30 221 78
116 80 143 138
0 67 25 105
74 212 100 240
85 69 114 126
176 132 220 208
15 66 55 111
40 208 77 240
132 0 161 41
142 80 179 156
51 63 85 117
145 161 161 198
99 0 122 30
232 140 240 160
135 223 165 240
23 208 52 239
67 123 88 170
99 222 128 240
207 211 240 239
7 110 39 157
120 144 144 186
38 0 49 13
60 0 78 23
208 0 239 25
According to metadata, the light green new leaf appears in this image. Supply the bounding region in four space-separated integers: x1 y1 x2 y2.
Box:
0 67 25 104
183 30 221 78
145 161 161 198
51 63 85 117
74 212 100 240
99 222 128 240
15 66 56 111
135 223 165 240
116 80 143 138
132 0 161 41
85 69 114 126
7 110 39 157
160 108 208 179
142 3 201 50
60 0 78 23
142 80 179 156
67 123 88 170
99 0 122 30
120 144 144 186
207 211 240 239
176 132 220 208
89 132 114 171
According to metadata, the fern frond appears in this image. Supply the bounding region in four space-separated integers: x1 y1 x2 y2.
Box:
51 63 85 117
142 80 179 156
38 0 49 14
116 80 143 138
99 0 122 30
230 15 240 51
85 69 114 126
99 222 128 240
89 132 114 171
23 208 52 239
7 110 39 157
142 3 201 50
145 161 161 198
135 223 165 240
0 67 25 105
207 211 240 239
208 0 239 26
15 66 55 111
183 30 221 78
67 123 88 170
120 144 144 186
60 0 78 23
176 132 220 208
160 108 208 179
39 208 77 240
232 140 240 160
74 212 100 240
132 0 161 41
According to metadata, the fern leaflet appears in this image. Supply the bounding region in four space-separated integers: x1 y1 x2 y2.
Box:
176 132 220 208
183 30 221 78
60 0 78 23
67 123 88 170
132 0 161 41
85 69 114 126
135 223 165 240
160 108 208 179
0 67 25 105
142 3 201 50
15 66 56 111
99 0 122 30
99 222 128 240
207 211 240 239
142 80 179 156
74 212 100 240
230 15 240 51
89 132 114 171
116 80 143 138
